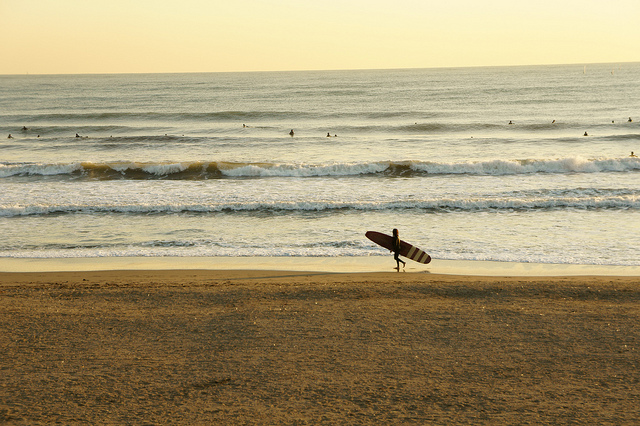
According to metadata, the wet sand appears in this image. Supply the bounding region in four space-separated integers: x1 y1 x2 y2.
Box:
2 256 640 276
1 266 640 424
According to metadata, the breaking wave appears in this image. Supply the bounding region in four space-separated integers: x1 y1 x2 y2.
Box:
1 157 638 180
2 192 639 217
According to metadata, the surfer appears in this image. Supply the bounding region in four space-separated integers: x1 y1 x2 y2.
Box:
327 132 331 137
629 117 633 122
391 229 406 271
631 152 638 158
289 129 295 137
7 134 12 139
583 131 589 136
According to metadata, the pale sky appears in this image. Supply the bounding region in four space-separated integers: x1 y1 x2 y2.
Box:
1 0 639 74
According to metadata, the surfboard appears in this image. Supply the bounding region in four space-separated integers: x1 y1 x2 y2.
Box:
365 231 431 264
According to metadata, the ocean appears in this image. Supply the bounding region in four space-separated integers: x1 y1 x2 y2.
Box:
1 63 639 266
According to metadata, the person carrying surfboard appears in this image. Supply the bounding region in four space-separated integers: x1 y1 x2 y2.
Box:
392 229 406 270
365 230 431 266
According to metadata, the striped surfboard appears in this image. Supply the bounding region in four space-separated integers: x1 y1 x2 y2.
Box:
365 231 432 264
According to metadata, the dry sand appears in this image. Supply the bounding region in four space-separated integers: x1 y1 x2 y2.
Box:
1 269 639 424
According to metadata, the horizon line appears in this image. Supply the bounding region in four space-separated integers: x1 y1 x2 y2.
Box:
2 60 638 77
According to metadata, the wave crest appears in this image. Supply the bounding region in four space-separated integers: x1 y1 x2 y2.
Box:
2 191 639 217
1 157 638 180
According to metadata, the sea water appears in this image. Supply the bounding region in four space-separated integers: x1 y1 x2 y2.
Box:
1 64 639 265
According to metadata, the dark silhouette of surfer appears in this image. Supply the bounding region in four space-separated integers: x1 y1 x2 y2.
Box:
289 129 295 137
631 152 638 158
391 228 406 271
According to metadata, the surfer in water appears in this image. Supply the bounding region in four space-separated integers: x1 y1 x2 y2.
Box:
391 228 406 271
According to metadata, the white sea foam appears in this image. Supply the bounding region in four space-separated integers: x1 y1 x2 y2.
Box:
1 194 638 217
411 157 640 175
141 162 189 175
0 162 82 177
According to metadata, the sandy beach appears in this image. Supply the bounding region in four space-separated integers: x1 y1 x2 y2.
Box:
1 260 640 424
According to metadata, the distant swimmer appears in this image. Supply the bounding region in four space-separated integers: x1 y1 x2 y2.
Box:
7 134 12 139
629 117 633 122
289 129 295 137
631 152 638 157
583 132 589 136
552 120 556 124
21 126 28 131
334 134 338 137
327 132 331 137
76 133 80 138
508 121 514 125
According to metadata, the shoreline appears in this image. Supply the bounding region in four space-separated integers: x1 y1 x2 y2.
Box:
1 255 639 276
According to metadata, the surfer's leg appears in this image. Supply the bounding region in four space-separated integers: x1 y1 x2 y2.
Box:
394 252 405 269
